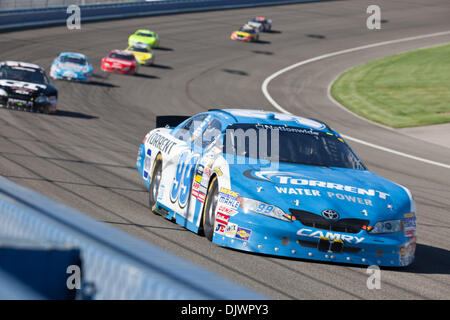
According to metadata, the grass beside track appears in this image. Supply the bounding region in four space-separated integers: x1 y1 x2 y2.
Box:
331 43 450 128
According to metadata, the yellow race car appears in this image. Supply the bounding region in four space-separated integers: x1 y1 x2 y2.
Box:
125 44 154 66
230 26 259 42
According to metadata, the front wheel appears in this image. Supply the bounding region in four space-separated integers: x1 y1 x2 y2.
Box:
202 176 219 241
149 154 162 214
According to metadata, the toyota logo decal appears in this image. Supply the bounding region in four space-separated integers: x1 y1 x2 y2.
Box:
322 209 339 220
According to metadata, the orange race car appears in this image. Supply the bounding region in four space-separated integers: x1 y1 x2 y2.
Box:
230 26 259 42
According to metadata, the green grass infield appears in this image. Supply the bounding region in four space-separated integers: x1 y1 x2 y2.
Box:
330 43 450 128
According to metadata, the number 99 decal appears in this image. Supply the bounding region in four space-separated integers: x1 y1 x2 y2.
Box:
170 151 200 208
255 203 274 214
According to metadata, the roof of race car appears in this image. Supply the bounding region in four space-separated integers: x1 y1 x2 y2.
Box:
58 52 87 59
209 109 333 132
0 61 43 70
133 29 156 35
109 49 134 56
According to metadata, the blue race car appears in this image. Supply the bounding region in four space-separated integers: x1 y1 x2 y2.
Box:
136 109 417 267
50 52 93 82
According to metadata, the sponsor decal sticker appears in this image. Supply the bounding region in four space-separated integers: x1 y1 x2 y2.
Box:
215 223 226 235
213 167 223 176
143 149 151 180
225 223 238 238
216 212 230 226
219 187 239 198
274 186 321 196
217 205 238 216
399 236 416 266
218 188 240 210
245 170 390 199
146 132 177 154
235 227 252 241
157 184 165 201
197 191 205 203
403 213 417 237
297 228 364 244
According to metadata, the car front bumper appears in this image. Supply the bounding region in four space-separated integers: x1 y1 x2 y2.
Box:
51 69 92 82
212 216 416 267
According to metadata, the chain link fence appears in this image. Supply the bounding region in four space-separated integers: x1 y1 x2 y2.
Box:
0 0 158 10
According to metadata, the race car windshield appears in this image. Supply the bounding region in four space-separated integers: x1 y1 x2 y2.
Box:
110 53 134 60
239 28 256 34
130 47 149 53
223 124 366 170
137 33 153 37
60 56 87 65
0 67 48 84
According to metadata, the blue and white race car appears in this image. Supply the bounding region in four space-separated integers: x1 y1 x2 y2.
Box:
50 52 93 82
136 109 417 267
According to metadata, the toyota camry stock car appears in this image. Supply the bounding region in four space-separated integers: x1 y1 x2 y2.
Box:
136 109 417 267
50 52 93 82
0 61 57 113
231 26 259 42
128 29 160 48
101 50 138 75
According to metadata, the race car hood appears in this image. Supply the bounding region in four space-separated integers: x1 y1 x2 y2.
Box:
104 57 134 66
131 51 152 60
227 162 414 221
0 79 54 96
233 31 252 37
57 62 89 73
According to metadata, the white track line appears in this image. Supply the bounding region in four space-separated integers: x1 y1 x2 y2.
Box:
262 30 450 170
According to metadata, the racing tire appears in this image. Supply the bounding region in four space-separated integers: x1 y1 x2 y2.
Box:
202 175 219 241
149 154 163 214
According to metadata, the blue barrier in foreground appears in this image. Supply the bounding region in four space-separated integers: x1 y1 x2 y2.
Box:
0 177 266 299
0 0 327 31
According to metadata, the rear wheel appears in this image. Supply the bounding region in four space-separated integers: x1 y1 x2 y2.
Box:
202 176 219 241
149 154 162 214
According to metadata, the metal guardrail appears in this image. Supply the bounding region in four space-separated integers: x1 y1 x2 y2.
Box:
0 0 326 31
0 177 266 299
0 0 143 10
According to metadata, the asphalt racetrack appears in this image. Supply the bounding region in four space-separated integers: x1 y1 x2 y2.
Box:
1 0 449 299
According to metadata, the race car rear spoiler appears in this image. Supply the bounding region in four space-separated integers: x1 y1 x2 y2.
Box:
156 115 190 128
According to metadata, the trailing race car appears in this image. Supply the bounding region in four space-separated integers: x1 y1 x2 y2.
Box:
231 26 259 42
136 109 417 267
245 20 264 32
0 61 57 113
128 29 160 48
252 17 272 31
101 50 138 75
50 52 93 82
125 44 154 66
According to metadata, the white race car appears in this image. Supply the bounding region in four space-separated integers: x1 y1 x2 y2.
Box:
245 20 264 32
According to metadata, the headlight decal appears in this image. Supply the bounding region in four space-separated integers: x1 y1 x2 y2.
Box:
369 219 403 234
239 197 291 222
